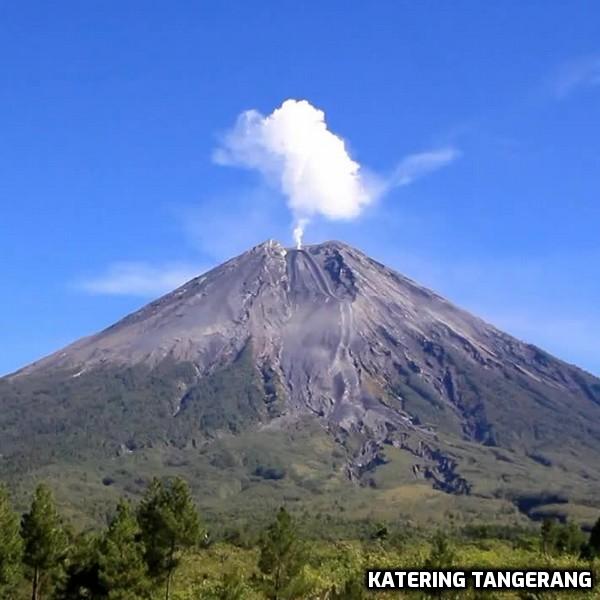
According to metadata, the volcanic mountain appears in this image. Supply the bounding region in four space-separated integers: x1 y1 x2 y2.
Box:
2 240 600 525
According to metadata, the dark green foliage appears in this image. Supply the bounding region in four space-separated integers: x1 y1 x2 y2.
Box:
0 485 23 594
461 523 533 542
178 343 279 436
425 530 456 568
588 516 600 557
58 533 104 600
21 484 68 600
257 507 307 600
540 519 586 556
423 531 457 599
0 348 270 477
211 572 248 600
370 522 388 541
2 345 600 530
137 477 201 600
540 518 556 555
558 521 585 555
329 574 367 599
98 500 149 600
581 516 600 559
0 474 596 599
253 465 286 480
221 525 255 549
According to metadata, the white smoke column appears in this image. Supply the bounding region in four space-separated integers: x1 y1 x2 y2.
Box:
214 99 378 245
293 218 308 249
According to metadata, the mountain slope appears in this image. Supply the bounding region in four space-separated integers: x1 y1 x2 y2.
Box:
2 240 600 525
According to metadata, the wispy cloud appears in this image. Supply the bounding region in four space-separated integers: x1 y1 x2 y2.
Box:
389 147 460 187
553 55 600 98
77 262 206 297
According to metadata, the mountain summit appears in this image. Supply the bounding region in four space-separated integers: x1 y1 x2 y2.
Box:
3 241 600 524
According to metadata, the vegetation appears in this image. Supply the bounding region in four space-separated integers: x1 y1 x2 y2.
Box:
256 507 308 599
0 484 23 595
540 518 586 556
21 484 68 600
2 353 600 535
137 477 201 600
99 499 149 600
0 477 597 599
582 516 600 560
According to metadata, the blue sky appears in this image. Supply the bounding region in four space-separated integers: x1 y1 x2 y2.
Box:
1 1 599 376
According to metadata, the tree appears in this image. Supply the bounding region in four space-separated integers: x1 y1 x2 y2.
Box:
0 485 23 595
582 516 600 560
257 507 308 600
423 530 456 600
425 530 456 568
555 520 585 556
99 499 149 600
21 484 68 600
137 477 201 600
540 518 557 555
540 518 585 556
58 532 104 600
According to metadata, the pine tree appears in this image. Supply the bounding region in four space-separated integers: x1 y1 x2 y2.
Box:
99 499 149 600
257 507 307 600
0 485 23 595
582 516 600 559
21 484 68 600
137 477 201 600
58 532 104 600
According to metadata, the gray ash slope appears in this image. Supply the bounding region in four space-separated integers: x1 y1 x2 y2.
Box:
4 240 600 522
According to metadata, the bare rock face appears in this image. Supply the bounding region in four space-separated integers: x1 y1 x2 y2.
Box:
5 240 600 517
18 240 600 441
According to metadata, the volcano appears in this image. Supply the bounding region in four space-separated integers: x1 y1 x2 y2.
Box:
2 240 600 525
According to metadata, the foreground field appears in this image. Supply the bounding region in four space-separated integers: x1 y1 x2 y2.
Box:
2 477 600 599
172 539 600 599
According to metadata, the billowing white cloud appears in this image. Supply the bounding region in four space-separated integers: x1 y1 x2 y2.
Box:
215 99 459 247
215 99 377 247
78 262 205 297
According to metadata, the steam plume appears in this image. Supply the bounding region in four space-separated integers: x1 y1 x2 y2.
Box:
214 99 459 246
214 99 376 247
293 218 308 249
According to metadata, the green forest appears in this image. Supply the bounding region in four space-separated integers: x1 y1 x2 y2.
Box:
0 477 599 600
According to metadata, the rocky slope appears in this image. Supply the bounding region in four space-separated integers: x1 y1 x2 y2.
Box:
3 240 600 523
